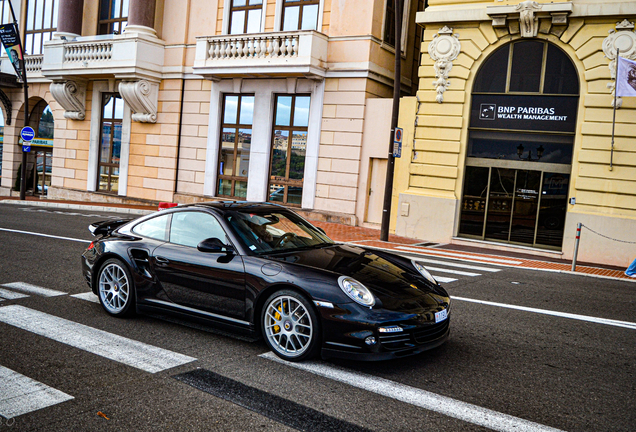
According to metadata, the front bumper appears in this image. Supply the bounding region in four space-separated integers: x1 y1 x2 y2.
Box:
318 302 451 361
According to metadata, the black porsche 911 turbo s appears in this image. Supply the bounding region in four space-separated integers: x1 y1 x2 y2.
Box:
81 202 451 362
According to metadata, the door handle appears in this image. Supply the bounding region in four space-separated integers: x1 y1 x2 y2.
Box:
155 256 170 265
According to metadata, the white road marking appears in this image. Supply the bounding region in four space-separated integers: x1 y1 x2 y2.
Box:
452 296 636 330
70 292 100 304
0 227 89 243
1 282 66 297
261 352 564 432
410 257 502 272
423 266 481 277
431 276 458 284
0 365 74 419
0 288 29 300
0 305 196 373
396 246 523 265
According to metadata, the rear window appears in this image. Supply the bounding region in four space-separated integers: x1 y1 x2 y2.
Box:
132 214 171 241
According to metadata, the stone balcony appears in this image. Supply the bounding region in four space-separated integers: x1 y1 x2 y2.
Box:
40 28 165 123
41 30 165 82
193 30 328 79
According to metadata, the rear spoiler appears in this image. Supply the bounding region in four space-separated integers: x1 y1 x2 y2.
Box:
88 219 132 237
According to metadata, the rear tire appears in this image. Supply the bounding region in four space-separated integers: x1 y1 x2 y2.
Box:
262 290 320 361
97 258 135 317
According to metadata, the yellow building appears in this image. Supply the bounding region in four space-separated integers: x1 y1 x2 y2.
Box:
0 0 424 227
393 0 636 266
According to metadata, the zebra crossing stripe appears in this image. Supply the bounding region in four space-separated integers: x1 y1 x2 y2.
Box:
0 305 196 373
423 266 481 277
410 257 502 272
432 276 458 284
70 292 100 303
0 288 29 301
1 282 66 297
0 365 74 419
395 247 523 265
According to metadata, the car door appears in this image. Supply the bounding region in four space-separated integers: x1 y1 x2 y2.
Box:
151 210 246 320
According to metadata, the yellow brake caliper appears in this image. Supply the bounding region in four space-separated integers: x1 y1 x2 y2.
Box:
273 305 282 334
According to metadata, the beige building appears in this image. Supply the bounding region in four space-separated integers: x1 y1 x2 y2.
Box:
0 0 424 227
393 0 636 266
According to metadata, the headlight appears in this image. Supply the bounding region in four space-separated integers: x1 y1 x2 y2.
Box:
338 276 375 307
411 260 438 285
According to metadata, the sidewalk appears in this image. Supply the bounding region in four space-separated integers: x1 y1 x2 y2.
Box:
1 196 633 283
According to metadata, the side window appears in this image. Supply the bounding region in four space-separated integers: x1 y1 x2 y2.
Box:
170 212 228 248
132 214 171 241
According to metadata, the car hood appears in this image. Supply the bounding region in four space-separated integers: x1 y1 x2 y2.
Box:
268 244 448 312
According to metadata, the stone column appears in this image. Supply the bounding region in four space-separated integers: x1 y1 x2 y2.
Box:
124 0 157 36
54 0 84 40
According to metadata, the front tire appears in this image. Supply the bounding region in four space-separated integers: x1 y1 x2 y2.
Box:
97 258 135 317
262 290 320 361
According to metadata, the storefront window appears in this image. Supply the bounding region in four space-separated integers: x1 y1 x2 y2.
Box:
282 0 319 31
25 0 58 55
229 0 263 34
98 0 129 35
217 94 254 199
97 93 123 193
460 41 579 249
268 95 309 206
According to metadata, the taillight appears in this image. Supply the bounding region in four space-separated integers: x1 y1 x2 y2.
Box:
87 242 95 250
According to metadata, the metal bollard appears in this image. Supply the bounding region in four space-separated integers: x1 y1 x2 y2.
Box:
571 222 582 272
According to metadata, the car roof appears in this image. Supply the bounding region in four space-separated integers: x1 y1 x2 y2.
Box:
179 201 288 212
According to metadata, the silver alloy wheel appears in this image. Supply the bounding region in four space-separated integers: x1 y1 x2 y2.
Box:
264 295 314 358
98 262 130 314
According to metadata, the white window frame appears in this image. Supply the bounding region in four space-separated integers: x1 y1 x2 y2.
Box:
204 78 324 209
274 0 324 32
87 80 131 196
222 0 268 35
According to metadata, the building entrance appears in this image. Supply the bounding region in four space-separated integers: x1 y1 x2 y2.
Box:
460 164 569 248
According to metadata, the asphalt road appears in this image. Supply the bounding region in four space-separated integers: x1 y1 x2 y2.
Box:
0 203 634 432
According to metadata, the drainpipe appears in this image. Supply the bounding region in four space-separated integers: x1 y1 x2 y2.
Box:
174 78 185 195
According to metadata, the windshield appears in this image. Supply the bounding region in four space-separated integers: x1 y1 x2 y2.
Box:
225 209 334 254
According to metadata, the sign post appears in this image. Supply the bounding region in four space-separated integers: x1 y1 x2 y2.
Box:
393 127 403 158
0 0 30 200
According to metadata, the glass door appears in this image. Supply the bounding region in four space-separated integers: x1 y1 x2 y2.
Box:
484 168 515 241
509 170 541 245
34 149 52 196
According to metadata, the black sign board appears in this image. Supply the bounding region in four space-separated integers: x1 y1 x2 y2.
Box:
470 94 578 133
0 24 23 81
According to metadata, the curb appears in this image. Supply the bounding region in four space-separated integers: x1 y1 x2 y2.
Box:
0 199 155 216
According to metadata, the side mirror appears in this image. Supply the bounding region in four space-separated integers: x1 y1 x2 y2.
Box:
197 238 234 254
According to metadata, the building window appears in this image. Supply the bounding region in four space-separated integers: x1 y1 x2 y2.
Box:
98 93 124 193
383 0 396 47
229 0 263 34
98 0 129 35
25 0 58 55
282 0 319 31
268 95 309 206
217 95 254 200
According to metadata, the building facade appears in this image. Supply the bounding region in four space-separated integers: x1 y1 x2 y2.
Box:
393 0 636 266
0 0 424 227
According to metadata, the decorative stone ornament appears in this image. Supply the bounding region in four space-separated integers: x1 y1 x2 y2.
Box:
515 1 542 37
50 80 86 120
118 80 159 123
603 20 636 108
428 27 461 104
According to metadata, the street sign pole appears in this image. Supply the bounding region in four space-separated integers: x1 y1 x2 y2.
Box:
380 0 403 241
5 0 30 200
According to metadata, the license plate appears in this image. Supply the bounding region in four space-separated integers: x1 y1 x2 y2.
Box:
435 309 448 323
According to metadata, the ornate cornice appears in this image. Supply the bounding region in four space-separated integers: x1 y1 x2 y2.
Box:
49 80 86 120
118 80 158 123
428 27 461 104
603 19 636 108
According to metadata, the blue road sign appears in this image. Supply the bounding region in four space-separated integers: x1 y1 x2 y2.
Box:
21 126 35 142
393 127 403 158
22 144 31 152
